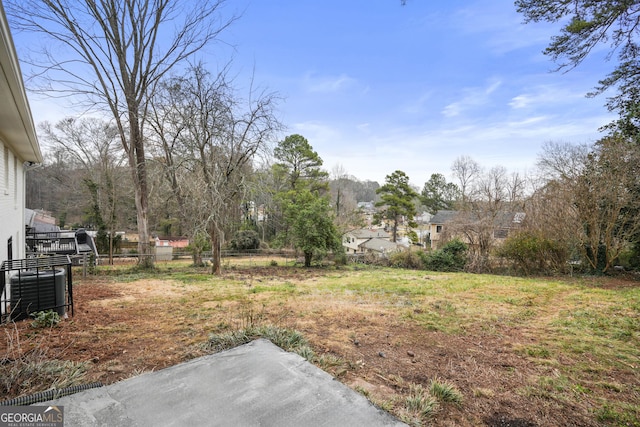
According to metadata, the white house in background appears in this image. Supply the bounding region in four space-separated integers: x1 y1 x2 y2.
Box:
343 228 400 256
0 2 42 263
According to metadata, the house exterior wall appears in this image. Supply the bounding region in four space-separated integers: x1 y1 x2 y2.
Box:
343 229 391 254
429 223 445 249
342 233 362 253
429 212 524 250
0 138 25 262
1 1 42 266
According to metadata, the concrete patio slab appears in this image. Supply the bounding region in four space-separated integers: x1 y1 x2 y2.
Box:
43 339 406 426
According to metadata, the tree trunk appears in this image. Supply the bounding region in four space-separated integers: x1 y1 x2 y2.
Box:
128 117 154 269
192 251 203 267
109 229 113 265
392 216 399 242
210 224 222 275
304 251 312 267
134 186 153 268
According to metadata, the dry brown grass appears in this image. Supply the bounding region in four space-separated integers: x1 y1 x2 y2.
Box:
1 259 639 426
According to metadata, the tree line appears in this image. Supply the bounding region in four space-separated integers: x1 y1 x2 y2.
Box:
27 121 640 275
14 0 640 274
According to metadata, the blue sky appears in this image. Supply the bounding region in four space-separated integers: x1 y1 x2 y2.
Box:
23 0 616 186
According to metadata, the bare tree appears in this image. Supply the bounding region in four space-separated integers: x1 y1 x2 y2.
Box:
39 117 128 263
7 0 236 268
244 161 290 244
444 162 528 272
149 63 280 274
451 155 481 205
506 171 527 207
574 137 640 271
26 148 87 225
526 141 591 262
531 138 640 272
536 141 590 182
329 164 361 231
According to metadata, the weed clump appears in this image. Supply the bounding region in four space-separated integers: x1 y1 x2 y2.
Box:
30 311 61 329
1 323 88 400
398 379 463 425
429 377 463 404
205 325 314 361
405 384 439 418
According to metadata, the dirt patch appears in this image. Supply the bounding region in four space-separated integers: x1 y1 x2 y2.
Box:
1 268 637 426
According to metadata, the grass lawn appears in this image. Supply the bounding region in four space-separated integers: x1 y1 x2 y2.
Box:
2 258 639 426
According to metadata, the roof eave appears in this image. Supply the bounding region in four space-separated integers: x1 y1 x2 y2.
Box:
0 2 42 163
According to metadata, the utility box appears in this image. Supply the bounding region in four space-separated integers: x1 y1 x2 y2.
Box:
1 255 73 323
154 246 173 262
10 268 66 320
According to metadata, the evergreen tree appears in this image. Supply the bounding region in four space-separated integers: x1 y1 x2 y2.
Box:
375 170 418 242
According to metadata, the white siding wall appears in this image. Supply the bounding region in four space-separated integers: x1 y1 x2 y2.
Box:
0 138 25 264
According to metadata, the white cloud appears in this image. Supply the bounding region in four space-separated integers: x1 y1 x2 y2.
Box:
442 103 462 118
302 73 357 93
509 94 532 109
404 91 433 115
509 84 591 110
442 79 502 117
356 123 371 133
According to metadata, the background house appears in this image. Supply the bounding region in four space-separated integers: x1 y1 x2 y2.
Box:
0 2 42 263
428 210 458 249
428 210 525 249
25 208 58 233
343 228 399 256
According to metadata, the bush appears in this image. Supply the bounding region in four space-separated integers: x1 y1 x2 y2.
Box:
389 250 424 269
496 231 567 275
421 239 468 272
617 243 640 270
332 249 347 266
229 230 261 251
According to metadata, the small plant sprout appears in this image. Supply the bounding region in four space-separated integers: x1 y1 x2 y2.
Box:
429 377 463 404
30 310 61 328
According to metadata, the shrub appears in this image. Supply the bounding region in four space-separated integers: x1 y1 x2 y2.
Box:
441 239 467 259
229 230 261 251
617 243 640 270
186 231 211 266
496 231 568 275
332 249 347 266
389 250 424 269
421 239 468 272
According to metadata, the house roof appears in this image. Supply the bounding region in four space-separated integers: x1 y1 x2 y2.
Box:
0 3 41 163
494 211 526 228
430 210 525 228
360 238 399 253
347 229 390 239
25 208 59 232
429 210 458 225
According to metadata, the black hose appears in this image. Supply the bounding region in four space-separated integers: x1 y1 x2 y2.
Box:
0 382 103 406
